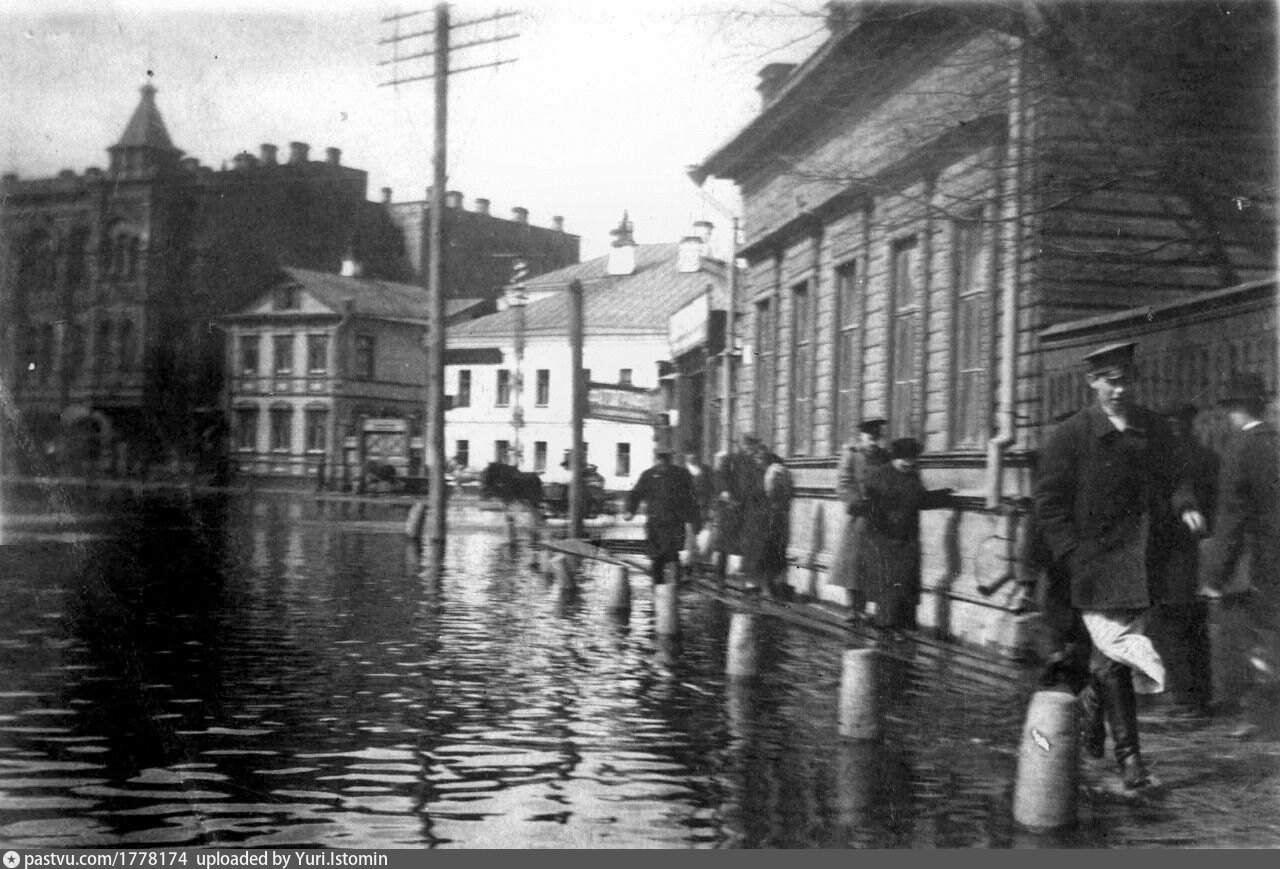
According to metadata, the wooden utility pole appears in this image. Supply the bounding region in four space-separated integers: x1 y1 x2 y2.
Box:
425 4 449 552
379 5 518 555
568 278 585 539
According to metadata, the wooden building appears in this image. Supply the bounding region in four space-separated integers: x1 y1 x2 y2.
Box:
692 1 1276 653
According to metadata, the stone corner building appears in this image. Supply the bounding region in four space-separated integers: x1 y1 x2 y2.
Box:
692 0 1276 653
0 84 406 476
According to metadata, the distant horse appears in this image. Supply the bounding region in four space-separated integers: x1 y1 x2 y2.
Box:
480 462 543 508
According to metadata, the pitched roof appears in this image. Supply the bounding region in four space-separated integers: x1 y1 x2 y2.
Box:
449 243 728 340
280 267 486 322
223 267 487 323
115 84 178 151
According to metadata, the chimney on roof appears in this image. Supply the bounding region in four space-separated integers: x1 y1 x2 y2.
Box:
326 147 341 167
85 166 104 180
511 206 529 224
381 187 392 205
446 190 464 209
288 141 310 164
341 253 363 278
607 212 637 276
756 63 797 106
58 169 76 179
551 215 565 232
232 151 257 171
474 197 490 215
261 143 278 165
693 220 715 259
677 235 704 274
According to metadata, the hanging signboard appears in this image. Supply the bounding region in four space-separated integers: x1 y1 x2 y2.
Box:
586 382 661 425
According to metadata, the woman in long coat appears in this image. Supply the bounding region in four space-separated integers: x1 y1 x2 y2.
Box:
828 420 889 617
861 438 952 631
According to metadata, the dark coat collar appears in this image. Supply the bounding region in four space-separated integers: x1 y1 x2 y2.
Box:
1084 403 1150 438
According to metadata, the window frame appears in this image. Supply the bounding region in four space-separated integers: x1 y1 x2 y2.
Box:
888 236 921 438
949 215 989 449
753 295 777 446
832 259 861 450
456 369 472 408
235 406 259 451
306 333 329 375
304 406 328 452
615 442 631 478
239 334 260 376
495 369 511 407
273 334 294 375
269 405 293 452
535 369 550 406
788 277 814 456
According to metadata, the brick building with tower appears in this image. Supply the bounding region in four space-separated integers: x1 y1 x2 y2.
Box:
0 84 406 477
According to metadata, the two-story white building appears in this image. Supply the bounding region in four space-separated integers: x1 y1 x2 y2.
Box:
444 217 729 492
219 265 488 489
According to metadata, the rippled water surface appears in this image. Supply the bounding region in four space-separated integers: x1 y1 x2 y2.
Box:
4 491 1270 848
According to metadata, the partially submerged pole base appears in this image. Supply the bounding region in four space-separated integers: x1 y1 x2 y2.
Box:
838 648 882 740
605 564 631 612
654 581 679 636
725 611 759 679
550 553 576 600
1012 690 1079 831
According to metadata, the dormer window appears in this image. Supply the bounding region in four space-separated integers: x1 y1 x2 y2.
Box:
274 285 300 310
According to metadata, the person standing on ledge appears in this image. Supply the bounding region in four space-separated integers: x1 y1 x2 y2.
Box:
860 437 952 635
1035 341 1205 794
829 418 890 622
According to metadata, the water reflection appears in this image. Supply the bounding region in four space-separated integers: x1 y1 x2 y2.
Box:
0 490 1171 848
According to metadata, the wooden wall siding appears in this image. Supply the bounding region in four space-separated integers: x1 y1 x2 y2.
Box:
1038 281 1276 437
738 30 1012 254
1031 81 1276 324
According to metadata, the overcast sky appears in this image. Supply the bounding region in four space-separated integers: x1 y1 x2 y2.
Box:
1 0 830 260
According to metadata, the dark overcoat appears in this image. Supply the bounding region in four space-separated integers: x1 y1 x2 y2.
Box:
1202 422 1280 597
1148 436 1218 605
1034 404 1197 611
828 443 890 591
861 463 951 629
627 462 699 560
712 449 762 557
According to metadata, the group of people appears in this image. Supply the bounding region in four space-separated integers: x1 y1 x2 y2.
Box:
1031 341 1278 795
625 339 1276 799
827 421 954 633
623 437 793 595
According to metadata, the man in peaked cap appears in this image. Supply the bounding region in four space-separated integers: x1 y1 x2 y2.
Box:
1035 339 1206 792
1200 371 1280 737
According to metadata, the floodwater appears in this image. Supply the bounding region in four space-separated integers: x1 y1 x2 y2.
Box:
0 490 1277 848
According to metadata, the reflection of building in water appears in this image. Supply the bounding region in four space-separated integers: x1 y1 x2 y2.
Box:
282 527 305 583
251 526 269 573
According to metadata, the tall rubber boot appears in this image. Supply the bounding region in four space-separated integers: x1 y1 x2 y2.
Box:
1076 674 1107 759
1100 663 1152 790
